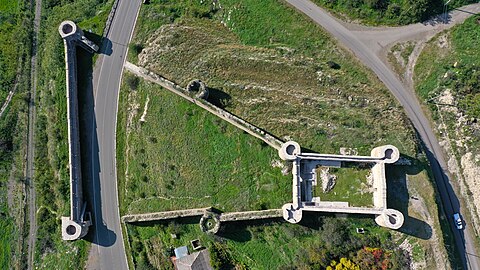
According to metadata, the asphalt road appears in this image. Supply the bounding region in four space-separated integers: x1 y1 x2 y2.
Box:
285 0 479 269
88 0 142 269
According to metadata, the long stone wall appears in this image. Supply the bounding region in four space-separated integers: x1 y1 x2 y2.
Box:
122 208 283 223
219 209 283 221
124 62 283 150
58 21 98 241
122 208 211 223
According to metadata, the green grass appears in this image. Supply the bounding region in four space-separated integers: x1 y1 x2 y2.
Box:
0 94 30 269
33 0 114 268
0 208 13 269
415 15 480 150
131 0 416 157
0 0 17 14
0 0 32 268
401 43 415 64
126 215 404 269
414 16 480 268
310 0 477 26
315 166 373 207
119 0 452 267
125 0 417 211
388 41 416 77
117 76 292 214
0 0 30 101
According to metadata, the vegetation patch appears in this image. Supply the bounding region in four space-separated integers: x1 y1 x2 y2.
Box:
117 77 291 214
33 0 113 268
414 16 480 265
415 16 480 152
119 0 453 268
0 0 32 268
126 216 408 269
388 41 416 77
311 0 477 26
132 0 416 156
315 165 373 207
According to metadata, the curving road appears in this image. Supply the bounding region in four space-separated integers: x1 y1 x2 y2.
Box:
285 0 479 269
87 0 142 269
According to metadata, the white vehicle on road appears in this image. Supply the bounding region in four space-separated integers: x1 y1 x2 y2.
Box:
453 213 463 230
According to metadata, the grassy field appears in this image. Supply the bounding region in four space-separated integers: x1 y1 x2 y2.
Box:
132 0 416 157
117 76 292 215
414 16 480 266
0 0 28 101
310 0 477 26
123 0 416 218
33 0 113 268
126 214 407 269
315 166 373 207
117 0 456 268
0 0 32 268
414 16 480 152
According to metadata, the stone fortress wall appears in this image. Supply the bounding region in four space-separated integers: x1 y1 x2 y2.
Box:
279 141 404 229
121 61 405 233
58 21 98 241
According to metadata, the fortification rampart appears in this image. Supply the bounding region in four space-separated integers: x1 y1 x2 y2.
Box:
59 21 98 241
122 208 211 223
279 141 404 230
122 208 283 234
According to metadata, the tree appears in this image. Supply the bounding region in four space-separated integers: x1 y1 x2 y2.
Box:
364 0 389 10
209 242 235 270
320 217 349 256
307 244 331 268
326 258 360 270
355 247 392 270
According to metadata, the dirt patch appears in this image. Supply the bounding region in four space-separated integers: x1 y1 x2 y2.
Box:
461 152 480 222
320 167 337 192
435 87 480 235
139 96 150 123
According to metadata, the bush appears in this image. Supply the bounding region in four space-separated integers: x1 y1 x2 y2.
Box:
125 74 139 90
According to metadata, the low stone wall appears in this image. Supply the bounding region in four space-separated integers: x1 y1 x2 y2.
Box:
122 208 283 223
219 209 283 222
122 208 284 234
122 208 210 223
103 0 120 37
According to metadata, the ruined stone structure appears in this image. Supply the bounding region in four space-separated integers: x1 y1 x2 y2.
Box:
124 62 405 231
122 208 283 234
187 79 209 100
58 21 98 240
122 208 211 223
279 141 404 229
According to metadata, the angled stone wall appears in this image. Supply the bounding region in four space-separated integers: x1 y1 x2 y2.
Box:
124 62 284 150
